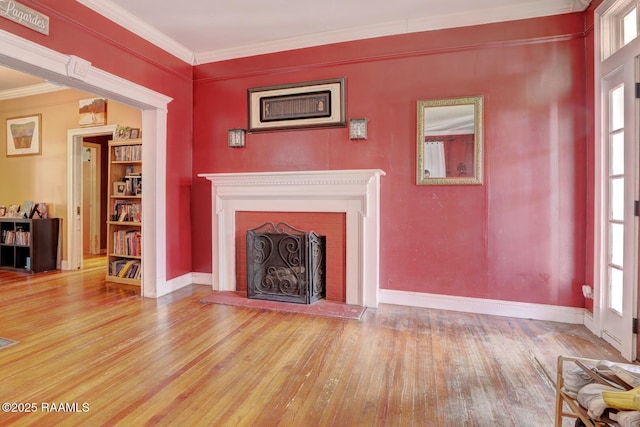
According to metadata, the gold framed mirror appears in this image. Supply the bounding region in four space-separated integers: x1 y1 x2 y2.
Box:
416 96 483 185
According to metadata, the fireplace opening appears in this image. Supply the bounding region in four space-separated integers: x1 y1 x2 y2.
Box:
246 222 326 304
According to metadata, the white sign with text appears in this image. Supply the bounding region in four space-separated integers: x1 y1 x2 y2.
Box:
0 0 49 35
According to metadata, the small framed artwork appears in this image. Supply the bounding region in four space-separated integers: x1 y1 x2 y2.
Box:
114 126 130 140
129 128 140 139
6 114 42 156
78 98 107 127
113 181 126 196
248 78 346 132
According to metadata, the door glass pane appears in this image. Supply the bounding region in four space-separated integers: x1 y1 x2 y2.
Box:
610 267 623 314
611 132 625 175
610 222 624 267
611 85 624 131
611 177 625 220
623 8 638 46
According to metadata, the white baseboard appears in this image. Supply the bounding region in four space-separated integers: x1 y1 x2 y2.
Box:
169 274 586 324
583 310 596 334
191 272 213 285
379 289 586 324
157 272 194 297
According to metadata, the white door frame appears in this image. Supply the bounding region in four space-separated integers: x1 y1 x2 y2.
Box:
66 126 116 270
84 142 102 255
591 1 640 360
0 29 172 298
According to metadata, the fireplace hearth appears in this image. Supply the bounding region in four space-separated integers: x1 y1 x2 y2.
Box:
246 222 325 304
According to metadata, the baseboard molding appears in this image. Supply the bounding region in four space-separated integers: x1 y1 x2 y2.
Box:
583 310 596 334
158 272 194 297
176 274 585 324
379 289 585 324
191 272 213 285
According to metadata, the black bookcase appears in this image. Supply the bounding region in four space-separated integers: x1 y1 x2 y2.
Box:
0 218 59 273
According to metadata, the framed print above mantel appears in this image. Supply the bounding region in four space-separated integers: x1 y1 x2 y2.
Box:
6 114 42 157
248 78 346 132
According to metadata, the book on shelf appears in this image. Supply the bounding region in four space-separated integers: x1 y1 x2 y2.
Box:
109 259 141 279
112 229 142 256
123 175 142 196
0 229 29 245
112 201 142 222
2 230 15 244
15 229 30 246
113 145 141 162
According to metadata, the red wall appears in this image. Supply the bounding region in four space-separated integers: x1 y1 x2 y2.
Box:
1 2 593 308
0 1 194 280
192 14 589 307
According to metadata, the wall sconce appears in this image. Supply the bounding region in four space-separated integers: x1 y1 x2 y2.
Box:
228 128 246 148
349 118 368 140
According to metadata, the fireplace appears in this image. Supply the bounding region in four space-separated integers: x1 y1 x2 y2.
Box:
246 222 325 304
199 169 385 308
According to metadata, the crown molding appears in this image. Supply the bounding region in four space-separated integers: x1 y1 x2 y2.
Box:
196 0 591 63
80 0 591 65
76 0 194 64
0 82 65 101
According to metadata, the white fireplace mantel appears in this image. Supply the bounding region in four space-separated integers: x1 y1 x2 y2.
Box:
199 169 385 307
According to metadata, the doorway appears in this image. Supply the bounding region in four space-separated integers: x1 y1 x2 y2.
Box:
67 126 116 271
595 1 640 361
82 137 110 269
0 30 170 298
599 68 636 358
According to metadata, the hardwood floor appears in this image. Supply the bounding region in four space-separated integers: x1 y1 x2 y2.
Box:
0 267 627 426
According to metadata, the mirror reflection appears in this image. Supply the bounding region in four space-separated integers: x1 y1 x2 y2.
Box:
416 96 483 185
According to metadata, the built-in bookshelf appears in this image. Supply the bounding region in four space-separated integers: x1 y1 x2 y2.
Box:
106 138 142 286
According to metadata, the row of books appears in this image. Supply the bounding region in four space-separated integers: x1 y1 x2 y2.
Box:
113 145 141 162
112 229 142 256
109 259 141 279
1 229 30 245
124 174 142 196
112 201 141 222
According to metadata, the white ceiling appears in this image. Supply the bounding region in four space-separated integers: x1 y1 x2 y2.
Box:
77 0 592 64
0 0 591 99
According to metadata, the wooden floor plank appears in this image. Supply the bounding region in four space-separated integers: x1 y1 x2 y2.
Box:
0 266 627 426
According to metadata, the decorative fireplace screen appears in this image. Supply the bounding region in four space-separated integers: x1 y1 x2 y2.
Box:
246 222 326 304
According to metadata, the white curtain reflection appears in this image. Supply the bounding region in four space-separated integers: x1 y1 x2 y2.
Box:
423 141 446 178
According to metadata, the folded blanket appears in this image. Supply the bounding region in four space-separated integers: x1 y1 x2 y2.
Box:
577 383 622 418
610 410 640 427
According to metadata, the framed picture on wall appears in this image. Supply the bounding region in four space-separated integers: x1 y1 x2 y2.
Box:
78 97 107 127
6 114 42 157
248 78 346 132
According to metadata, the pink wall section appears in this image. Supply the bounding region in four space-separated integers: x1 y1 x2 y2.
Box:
192 14 589 307
0 0 194 280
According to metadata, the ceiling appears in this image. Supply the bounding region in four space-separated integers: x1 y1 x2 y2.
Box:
78 0 592 64
0 0 591 99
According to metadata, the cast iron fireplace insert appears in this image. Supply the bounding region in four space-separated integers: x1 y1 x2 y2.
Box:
246 222 326 304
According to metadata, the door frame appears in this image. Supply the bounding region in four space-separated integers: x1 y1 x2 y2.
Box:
67 126 116 270
84 142 102 255
0 29 172 298
592 1 640 360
